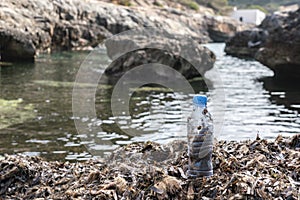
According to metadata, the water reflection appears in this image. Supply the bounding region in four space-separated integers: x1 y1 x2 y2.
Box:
0 44 299 161
206 43 300 140
0 52 88 161
261 76 300 112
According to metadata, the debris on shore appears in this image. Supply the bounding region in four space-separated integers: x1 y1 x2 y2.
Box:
1 135 299 199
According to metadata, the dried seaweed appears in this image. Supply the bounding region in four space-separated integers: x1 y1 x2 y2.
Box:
0 135 299 199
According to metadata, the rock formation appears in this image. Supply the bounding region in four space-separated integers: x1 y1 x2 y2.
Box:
0 0 249 62
225 28 268 58
104 29 216 80
255 10 300 78
225 9 300 78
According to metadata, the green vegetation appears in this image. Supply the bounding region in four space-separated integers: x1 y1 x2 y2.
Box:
33 80 112 89
114 0 132 6
180 0 199 10
195 0 232 14
130 86 173 92
153 1 163 7
108 0 299 14
0 99 35 129
228 0 300 13
247 5 268 13
193 0 299 14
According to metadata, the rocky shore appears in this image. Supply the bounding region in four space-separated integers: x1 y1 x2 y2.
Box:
104 29 216 80
225 9 300 79
0 0 250 62
1 135 299 199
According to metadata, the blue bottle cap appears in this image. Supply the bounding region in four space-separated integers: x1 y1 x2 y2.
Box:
193 95 207 107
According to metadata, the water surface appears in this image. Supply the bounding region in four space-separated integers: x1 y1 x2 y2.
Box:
0 44 299 161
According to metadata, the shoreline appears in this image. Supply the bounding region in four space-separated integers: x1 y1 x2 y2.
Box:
0 0 250 62
1 135 299 199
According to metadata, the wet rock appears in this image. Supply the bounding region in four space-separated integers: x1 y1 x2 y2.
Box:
104 29 216 80
0 29 36 62
255 10 300 78
225 28 268 58
224 12 287 59
225 9 300 78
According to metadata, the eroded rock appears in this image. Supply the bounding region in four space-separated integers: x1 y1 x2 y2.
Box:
225 28 268 58
0 0 249 62
255 10 300 77
225 9 300 78
104 29 216 80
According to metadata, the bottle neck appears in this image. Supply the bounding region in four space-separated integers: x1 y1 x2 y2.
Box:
193 104 206 114
193 104 206 109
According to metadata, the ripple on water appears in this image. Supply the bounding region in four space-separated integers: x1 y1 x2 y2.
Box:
1 44 299 161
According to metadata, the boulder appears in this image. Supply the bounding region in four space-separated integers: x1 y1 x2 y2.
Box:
225 9 300 78
255 9 300 77
225 28 268 58
104 29 216 80
0 29 36 62
255 44 300 78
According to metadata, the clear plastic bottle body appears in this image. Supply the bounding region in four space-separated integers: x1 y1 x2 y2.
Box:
187 104 213 178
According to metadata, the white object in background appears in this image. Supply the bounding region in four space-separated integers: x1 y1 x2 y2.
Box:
231 9 266 25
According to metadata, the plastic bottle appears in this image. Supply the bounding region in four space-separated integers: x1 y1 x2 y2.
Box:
187 95 213 178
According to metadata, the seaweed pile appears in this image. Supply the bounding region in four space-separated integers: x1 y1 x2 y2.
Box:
0 135 299 199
